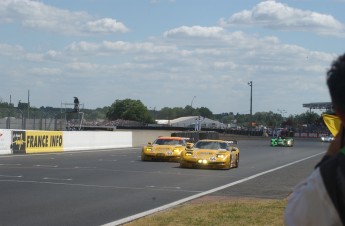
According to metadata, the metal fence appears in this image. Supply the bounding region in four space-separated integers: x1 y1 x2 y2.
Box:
0 105 85 131
0 117 65 131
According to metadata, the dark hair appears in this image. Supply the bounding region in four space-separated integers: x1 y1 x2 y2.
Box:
327 53 345 114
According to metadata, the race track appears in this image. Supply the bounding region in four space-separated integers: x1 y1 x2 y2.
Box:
0 139 329 226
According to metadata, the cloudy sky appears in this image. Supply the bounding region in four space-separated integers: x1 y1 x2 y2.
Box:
1 0 344 116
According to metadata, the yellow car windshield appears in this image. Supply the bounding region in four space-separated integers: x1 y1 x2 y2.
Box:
194 141 227 150
154 139 185 145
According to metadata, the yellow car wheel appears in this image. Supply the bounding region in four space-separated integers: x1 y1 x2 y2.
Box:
225 157 231 170
234 154 239 168
180 162 188 168
141 153 151 161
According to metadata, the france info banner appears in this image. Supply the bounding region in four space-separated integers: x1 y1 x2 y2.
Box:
12 130 63 154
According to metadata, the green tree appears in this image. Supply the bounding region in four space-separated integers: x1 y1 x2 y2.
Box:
214 112 235 124
294 111 321 127
106 99 154 123
156 107 173 119
197 107 213 118
170 107 185 119
258 111 283 127
183 105 195 116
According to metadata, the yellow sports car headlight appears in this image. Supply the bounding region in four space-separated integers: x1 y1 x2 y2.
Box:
145 148 152 152
216 154 225 158
185 152 193 156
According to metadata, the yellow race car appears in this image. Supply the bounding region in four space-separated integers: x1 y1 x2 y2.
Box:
141 136 190 162
180 139 239 170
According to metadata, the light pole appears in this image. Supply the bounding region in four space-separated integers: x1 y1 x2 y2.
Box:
191 96 196 108
277 109 287 118
153 107 156 120
17 108 24 129
247 81 253 116
149 107 156 120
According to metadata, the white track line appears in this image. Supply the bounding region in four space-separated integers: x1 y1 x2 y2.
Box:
0 148 140 158
102 152 324 226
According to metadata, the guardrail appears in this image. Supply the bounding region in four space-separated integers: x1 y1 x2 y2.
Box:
0 129 132 155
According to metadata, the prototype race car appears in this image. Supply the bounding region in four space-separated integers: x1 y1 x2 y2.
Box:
180 139 239 170
271 137 294 147
320 134 334 142
271 128 294 147
141 136 190 162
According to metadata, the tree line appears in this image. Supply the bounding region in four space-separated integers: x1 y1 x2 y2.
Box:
0 98 330 129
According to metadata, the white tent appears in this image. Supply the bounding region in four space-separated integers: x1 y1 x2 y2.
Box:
156 116 226 129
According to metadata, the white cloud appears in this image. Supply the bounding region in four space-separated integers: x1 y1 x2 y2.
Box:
0 44 24 57
0 0 129 35
164 26 225 39
66 41 176 55
29 67 61 76
67 41 100 52
66 62 101 73
84 18 129 34
219 1 345 37
2 1 341 114
0 23 336 114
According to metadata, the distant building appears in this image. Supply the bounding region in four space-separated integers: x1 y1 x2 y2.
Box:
156 116 226 129
303 102 332 112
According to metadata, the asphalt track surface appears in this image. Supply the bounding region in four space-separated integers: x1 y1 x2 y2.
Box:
0 139 329 226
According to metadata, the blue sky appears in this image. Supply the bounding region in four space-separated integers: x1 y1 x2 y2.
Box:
1 0 345 116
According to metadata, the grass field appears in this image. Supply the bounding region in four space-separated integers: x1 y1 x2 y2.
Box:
124 196 287 226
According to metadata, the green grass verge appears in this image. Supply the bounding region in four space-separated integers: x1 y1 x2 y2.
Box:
124 197 286 226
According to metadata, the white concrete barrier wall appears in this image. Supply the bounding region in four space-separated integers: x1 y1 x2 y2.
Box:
63 131 132 152
0 129 12 155
0 130 132 155
129 130 174 147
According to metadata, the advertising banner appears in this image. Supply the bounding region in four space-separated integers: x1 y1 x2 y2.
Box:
25 131 63 154
12 130 26 154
